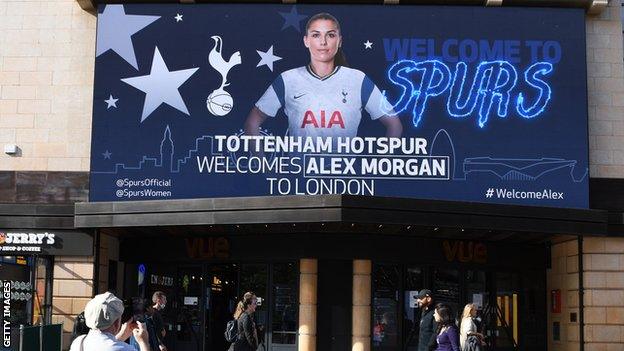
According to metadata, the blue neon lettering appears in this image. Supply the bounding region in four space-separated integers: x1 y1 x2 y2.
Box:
386 60 553 127
477 61 518 127
516 62 553 119
386 60 417 113
447 62 486 118
411 60 452 127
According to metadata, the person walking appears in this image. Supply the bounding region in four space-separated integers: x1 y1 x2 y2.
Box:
229 292 259 351
432 303 460 351
460 303 484 351
149 291 168 351
415 289 437 351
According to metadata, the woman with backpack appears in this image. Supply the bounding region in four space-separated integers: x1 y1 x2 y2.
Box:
228 292 259 351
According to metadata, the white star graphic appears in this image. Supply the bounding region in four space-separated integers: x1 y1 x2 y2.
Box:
175 13 183 22
364 40 373 49
104 94 118 109
121 47 199 122
102 150 112 159
96 5 160 70
256 46 282 72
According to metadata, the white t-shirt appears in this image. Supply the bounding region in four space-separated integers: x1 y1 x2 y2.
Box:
255 66 394 138
69 329 135 351
460 317 477 350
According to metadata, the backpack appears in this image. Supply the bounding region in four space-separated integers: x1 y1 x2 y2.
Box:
71 312 89 341
224 319 238 343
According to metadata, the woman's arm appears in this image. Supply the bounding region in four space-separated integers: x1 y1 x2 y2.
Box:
379 115 403 137
244 107 268 136
244 107 268 155
448 326 461 351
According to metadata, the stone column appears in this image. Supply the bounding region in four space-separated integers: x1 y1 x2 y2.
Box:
298 258 317 351
353 259 372 351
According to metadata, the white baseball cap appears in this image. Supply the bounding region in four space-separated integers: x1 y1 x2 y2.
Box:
84 292 124 330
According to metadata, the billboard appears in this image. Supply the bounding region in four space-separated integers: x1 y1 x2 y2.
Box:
90 4 589 208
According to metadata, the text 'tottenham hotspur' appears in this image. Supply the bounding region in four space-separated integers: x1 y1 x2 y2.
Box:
213 135 429 155
195 136 449 196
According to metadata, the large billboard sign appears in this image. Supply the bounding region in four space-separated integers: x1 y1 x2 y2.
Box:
90 4 589 208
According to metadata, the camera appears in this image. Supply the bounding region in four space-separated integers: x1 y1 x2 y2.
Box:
122 297 150 324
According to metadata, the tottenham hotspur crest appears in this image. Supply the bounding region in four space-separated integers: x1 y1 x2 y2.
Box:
206 35 242 116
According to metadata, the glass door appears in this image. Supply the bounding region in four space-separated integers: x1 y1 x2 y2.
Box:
372 264 400 351
269 262 298 351
403 266 424 351
173 266 204 351
205 264 238 351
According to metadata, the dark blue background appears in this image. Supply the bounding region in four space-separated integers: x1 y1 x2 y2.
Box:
90 4 589 208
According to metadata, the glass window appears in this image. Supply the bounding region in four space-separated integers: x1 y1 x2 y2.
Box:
271 262 298 345
372 264 400 350
403 266 423 350
492 272 519 349
465 270 487 309
432 268 461 318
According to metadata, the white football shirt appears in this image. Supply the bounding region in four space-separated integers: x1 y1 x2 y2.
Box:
255 66 394 138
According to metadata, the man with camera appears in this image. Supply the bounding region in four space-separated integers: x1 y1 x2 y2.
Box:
69 292 152 351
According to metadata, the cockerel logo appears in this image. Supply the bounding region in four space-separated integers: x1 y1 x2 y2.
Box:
206 35 242 117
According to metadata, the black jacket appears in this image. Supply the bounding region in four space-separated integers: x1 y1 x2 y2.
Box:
232 312 258 351
418 306 438 351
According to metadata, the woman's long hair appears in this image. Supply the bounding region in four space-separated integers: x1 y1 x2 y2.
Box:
233 292 256 319
428 303 457 351
435 303 456 332
460 303 475 331
305 13 348 67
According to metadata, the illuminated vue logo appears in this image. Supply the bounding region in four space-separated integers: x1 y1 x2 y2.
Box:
385 60 553 128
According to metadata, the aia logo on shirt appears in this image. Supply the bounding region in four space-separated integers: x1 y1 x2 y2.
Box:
301 110 345 129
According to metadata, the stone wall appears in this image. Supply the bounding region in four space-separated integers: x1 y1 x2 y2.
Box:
547 239 581 351
0 0 95 172
51 256 94 348
582 237 624 351
587 0 624 177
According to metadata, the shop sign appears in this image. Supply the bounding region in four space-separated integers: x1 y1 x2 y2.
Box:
185 237 229 260
0 230 93 256
443 240 487 264
0 232 55 253
90 4 588 209
150 274 174 287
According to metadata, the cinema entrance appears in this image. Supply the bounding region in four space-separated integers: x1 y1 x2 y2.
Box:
123 260 299 351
